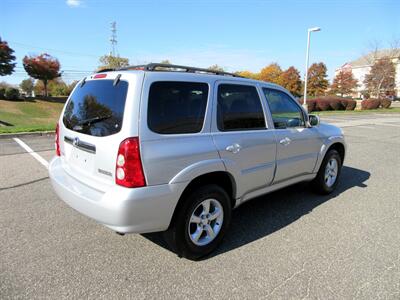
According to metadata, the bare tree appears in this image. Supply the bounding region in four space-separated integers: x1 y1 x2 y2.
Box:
362 39 381 65
361 38 400 66
388 38 400 58
364 57 396 98
361 38 399 98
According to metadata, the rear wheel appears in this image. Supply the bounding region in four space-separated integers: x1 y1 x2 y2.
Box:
164 184 232 260
312 149 342 194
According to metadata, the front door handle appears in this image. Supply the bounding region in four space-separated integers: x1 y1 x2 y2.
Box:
279 137 291 146
226 143 242 154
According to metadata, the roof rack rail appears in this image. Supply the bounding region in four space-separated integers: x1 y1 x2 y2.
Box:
97 63 243 77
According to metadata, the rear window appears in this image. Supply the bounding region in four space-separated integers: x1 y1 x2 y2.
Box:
217 84 266 131
63 80 128 137
147 81 208 134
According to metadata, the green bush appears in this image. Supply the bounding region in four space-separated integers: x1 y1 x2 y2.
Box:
4 87 20 100
0 87 5 99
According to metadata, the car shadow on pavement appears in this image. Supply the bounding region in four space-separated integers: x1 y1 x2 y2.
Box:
142 165 370 259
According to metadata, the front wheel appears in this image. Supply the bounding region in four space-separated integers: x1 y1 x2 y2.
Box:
312 149 342 194
164 184 232 260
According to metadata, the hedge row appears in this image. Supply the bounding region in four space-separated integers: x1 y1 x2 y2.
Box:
300 97 357 112
0 87 20 100
299 97 392 111
361 98 392 110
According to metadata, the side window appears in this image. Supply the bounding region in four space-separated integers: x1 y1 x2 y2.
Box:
217 84 266 131
263 88 305 129
148 81 208 134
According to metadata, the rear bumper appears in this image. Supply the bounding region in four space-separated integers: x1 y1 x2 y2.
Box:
49 157 186 233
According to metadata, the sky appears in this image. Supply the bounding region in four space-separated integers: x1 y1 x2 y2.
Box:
1 0 399 85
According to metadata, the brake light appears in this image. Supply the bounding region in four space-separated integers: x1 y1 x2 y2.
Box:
93 73 107 79
115 137 146 188
55 123 61 156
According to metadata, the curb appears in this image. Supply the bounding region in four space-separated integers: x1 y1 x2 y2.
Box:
0 131 55 139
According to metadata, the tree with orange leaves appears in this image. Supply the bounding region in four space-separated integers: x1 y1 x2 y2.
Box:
279 66 302 97
23 53 61 97
259 63 282 84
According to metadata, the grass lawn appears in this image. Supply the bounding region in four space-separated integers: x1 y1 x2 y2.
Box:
0 99 64 134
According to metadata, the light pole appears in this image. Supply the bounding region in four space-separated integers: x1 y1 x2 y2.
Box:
303 27 321 112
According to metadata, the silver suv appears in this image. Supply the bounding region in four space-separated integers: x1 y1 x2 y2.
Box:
49 63 345 259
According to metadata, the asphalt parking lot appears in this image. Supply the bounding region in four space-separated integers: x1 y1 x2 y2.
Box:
1 114 399 299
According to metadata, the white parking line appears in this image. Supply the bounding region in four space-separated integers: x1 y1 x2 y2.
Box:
377 123 400 128
13 138 49 169
356 125 376 129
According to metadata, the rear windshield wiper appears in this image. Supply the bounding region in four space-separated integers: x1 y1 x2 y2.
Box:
77 114 112 126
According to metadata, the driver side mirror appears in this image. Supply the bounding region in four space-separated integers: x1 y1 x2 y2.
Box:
309 114 320 126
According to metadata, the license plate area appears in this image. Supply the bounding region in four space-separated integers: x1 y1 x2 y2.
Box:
65 136 96 174
70 147 94 169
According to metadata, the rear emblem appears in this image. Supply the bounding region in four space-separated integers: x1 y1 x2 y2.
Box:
98 169 112 177
73 137 79 147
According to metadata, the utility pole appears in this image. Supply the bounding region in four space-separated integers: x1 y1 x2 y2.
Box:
110 21 118 57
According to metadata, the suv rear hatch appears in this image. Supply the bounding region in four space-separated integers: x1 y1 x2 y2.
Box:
58 72 142 191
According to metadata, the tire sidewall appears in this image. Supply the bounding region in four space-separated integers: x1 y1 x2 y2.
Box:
317 150 342 193
175 185 231 259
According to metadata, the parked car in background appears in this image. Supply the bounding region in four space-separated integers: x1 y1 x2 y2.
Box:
49 64 346 259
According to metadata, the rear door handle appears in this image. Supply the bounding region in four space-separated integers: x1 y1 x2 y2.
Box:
279 137 291 146
226 143 242 154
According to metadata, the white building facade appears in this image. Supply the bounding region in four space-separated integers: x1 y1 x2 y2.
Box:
335 49 400 98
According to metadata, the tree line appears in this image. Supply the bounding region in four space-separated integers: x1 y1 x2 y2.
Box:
0 37 397 99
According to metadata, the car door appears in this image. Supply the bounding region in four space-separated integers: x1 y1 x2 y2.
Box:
211 81 277 198
262 87 321 183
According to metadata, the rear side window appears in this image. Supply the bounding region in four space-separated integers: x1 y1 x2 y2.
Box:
148 81 208 134
217 84 266 131
63 80 128 137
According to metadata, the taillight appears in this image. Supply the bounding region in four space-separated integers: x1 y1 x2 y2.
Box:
55 123 61 156
115 137 146 188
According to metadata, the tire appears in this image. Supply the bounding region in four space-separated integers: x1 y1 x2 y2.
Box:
312 149 342 194
164 184 232 260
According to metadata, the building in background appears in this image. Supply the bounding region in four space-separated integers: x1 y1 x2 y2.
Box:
335 49 400 98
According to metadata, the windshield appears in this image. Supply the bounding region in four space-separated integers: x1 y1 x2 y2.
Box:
63 79 128 136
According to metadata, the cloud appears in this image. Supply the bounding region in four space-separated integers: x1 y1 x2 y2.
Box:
66 0 82 7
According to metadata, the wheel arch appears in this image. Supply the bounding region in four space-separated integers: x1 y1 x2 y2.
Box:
327 142 345 164
313 136 346 173
168 171 236 229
